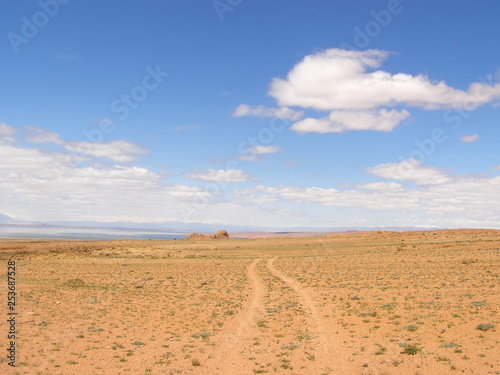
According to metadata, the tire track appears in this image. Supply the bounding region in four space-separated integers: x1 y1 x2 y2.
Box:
203 257 265 373
266 257 332 371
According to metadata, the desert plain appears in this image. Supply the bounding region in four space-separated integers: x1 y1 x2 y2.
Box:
0 229 499 375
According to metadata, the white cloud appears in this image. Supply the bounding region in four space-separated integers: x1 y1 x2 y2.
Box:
242 48 500 133
239 173 500 228
367 159 451 185
0 142 211 222
0 122 17 144
247 145 283 155
492 164 500 171
461 134 479 142
174 123 201 132
185 169 249 183
25 125 64 144
355 182 404 191
238 145 283 162
24 126 147 163
270 48 500 111
63 140 148 163
237 154 257 162
291 108 410 133
4 122 500 229
233 104 304 121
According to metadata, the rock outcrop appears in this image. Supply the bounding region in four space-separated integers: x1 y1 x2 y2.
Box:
211 230 229 239
184 230 230 240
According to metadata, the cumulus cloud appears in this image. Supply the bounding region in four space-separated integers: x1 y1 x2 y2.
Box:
270 48 500 111
233 104 304 121
238 48 500 133
185 168 249 183
291 108 410 133
461 134 479 142
366 159 451 185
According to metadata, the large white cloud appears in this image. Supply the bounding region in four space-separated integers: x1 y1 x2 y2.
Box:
247 48 500 133
270 48 500 111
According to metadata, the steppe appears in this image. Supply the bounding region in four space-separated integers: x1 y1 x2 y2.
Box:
1 229 499 374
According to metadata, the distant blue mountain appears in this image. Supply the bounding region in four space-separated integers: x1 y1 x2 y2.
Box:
1 212 444 234
0 213 25 224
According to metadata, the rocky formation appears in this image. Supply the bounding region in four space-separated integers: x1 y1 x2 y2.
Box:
184 230 230 240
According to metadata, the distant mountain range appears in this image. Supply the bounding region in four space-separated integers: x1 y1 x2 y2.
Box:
0 212 445 234
0 213 27 224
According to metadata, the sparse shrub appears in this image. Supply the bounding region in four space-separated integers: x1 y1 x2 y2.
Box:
63 278 85 288
191 359 201 366
401 344 421 355
476 323 494 331
405 324 418 332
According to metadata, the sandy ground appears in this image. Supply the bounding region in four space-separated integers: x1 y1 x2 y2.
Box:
0 229 499 374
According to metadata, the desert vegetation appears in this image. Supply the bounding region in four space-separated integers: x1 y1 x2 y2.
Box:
0 229 499 374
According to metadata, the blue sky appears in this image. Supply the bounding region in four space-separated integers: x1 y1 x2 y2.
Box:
1 0 500 229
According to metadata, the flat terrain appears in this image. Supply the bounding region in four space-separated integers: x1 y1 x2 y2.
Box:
1 229 499 374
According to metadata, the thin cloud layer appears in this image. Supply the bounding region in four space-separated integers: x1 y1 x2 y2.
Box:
0 122 17 144
0 142 210 222
238 145 283 162
355 182 404 191
461 134 479 142
366 159 451 185
246 145 283 155
240 171 500 227
25 125 148 163
233 104 303 121
185 169 249 182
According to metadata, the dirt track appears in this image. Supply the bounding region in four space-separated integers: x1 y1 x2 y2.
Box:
0 229 499 374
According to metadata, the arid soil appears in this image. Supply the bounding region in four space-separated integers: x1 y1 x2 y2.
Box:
1 229 499 374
